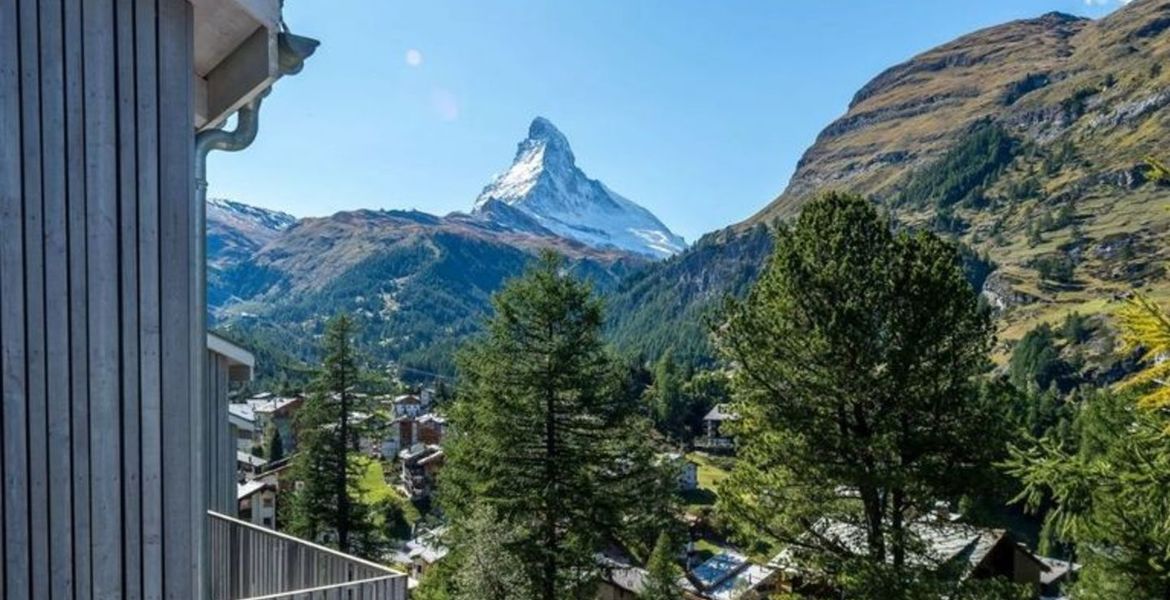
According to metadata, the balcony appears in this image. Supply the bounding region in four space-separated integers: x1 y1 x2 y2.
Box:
208 511 408 599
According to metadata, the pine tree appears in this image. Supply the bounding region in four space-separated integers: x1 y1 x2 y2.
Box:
439 252 674 600
286 314 375 556
451 505 536 600
642 532 682 600
718 192 1002 590
647 349 685 439
264 421 284 463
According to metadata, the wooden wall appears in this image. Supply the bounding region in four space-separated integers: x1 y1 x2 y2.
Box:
0 0 202 597
207 349 237 518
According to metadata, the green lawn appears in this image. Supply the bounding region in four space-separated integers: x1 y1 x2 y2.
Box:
692 538 724 563
690 452 732 490
682 452 733 511
355 457 397 504
352 457 421 537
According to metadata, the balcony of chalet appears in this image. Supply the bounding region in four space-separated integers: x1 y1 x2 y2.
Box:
208 511 407 600
209 339 408 600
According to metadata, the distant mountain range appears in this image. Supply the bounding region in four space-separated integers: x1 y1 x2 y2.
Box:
209 118 681 377
214 0 1170 379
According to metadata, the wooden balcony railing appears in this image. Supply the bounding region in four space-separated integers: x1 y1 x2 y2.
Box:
208 511 408 600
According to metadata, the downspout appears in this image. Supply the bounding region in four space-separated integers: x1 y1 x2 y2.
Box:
192 94 263 600
195 92 265 340
191 28 316 594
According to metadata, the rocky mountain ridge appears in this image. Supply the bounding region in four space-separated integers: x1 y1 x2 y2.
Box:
472 117 686 258
609 0 1170 363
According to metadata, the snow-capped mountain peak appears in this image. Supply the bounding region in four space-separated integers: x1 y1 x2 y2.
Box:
207 197 296 233
472 117 686 259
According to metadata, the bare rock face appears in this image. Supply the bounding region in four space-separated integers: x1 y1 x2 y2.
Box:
981 271 1040 312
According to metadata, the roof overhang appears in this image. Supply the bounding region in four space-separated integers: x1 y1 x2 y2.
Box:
192 0 282 130
207 332 256 382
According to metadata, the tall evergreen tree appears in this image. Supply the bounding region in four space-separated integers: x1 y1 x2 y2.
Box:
642 532 683 600
451 505 536 600
286 314 374 555
647 349 686 439
439 252 673 600
718 192 1002 593
263 421 284 463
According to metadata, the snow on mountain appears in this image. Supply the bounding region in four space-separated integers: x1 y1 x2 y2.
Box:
472 117 686 259
208 197 296 235
206 197 296 271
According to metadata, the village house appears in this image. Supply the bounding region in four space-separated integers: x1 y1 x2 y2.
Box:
393 393 426 418
227 393 303 456
399 443 446 499
660 452 700 491
768 520 1051 598
236 450 268 479
597 553 650 600
252 394 303 453
392 526 450 586
379 415 413 457
700 404 739 450
417 413 449 445
237 480 278 530
228 402 258 454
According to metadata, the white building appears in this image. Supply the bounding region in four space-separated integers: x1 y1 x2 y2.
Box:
237 480 277 530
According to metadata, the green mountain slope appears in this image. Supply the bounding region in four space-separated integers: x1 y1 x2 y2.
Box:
610 0 1170 362
214 208 643 378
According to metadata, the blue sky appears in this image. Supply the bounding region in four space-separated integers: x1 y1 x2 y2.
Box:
208 0 1131 242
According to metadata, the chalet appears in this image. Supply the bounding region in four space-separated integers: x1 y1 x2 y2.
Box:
237 480 277 530
391 526 450 583
400 443 446 499
0 1 407 595
379 415 415 457
660 452 700 491
251 394 303 452
417 413 449 445
393 393 426 418
236 450 268 478
597 553 650 600
226 394 302 457
228 402 258 453
701 404 739 449
768 520 1050 597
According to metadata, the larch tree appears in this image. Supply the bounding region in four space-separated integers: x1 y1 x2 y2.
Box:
718 192 1002 592
439 251 675 600
1007 294 1170 597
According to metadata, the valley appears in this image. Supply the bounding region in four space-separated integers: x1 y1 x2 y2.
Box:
212 1 1170 382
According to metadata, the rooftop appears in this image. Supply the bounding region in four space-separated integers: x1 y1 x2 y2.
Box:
703 404 739 422
684 549 776 600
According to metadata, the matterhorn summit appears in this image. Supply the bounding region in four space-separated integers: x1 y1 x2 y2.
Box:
473 117 686 259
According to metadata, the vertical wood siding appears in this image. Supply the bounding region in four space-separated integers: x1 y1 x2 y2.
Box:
1 0 202 597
